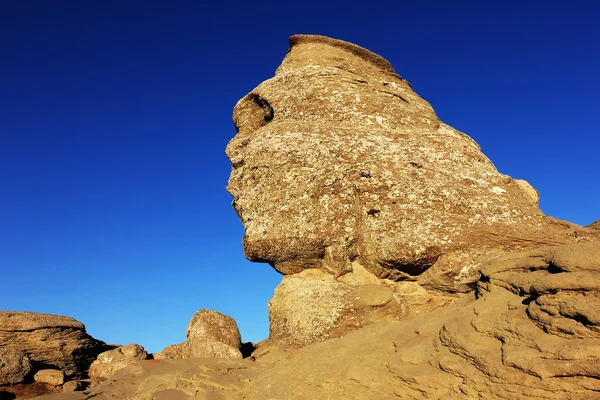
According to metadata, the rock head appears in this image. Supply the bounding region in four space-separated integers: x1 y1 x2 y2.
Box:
226 34 600 292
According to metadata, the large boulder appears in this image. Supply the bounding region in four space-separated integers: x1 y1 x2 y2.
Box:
226 34 600 288
0 347 32 385
0 311 110 380
154 310 242 360
89 344 148 385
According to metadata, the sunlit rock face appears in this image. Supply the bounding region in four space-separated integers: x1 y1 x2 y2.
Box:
226 34 600 291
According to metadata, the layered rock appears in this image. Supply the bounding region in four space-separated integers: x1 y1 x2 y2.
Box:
89 344 148 385
35 243 600 400
0 311 110 381
154 310 242 360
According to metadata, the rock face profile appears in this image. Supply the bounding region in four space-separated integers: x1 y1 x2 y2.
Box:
154 310 243 360
0 311 109 384
227 34 599 291
33 34 600 400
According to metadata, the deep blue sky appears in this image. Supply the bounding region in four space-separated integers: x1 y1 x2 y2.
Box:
1 1 598 353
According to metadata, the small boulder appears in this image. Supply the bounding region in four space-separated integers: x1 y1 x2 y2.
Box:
153 343 183 360
62 380 89 392
181 310 242 359
0 347 31 385
89 344 148 385
34 369 65 386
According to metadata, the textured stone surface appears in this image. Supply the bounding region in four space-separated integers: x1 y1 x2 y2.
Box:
89 344 148 385
33 34 600 400
589 219 600 230
182 310 242 359
35 243 600 399
152 343 183 360
62 380 88 392
0 311 109 380
34 370 64 386
225 33 600 347
226 34 600 291
155 310 242 360
0 347 32 385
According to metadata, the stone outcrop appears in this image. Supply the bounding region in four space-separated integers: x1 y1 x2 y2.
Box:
33 34 600 400
0 347 32 385
41 242 600 400
0 311 110 381
589 219 600 230
226 34 600 346
89 344 148 385
226 34 600 290
154 310 242 360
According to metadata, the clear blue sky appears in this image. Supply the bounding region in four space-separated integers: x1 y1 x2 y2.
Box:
1 1 598 353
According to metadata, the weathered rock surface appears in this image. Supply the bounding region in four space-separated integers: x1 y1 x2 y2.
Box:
34 370 64 386
226 33 600 347
36 242 600 400
88 344 148 385
154 310 242 360
0 347 32 385
152 343 183 360
33 34 600 400
0 311 110 380
589 219 600 230
61 380 88 392
226 34 600 290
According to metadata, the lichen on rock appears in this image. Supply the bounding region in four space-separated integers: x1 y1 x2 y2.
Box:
226 34 600 290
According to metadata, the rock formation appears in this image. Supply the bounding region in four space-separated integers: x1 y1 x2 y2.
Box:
0 311 110 383
226 34 600 346
227 34 599 290
153 310 243 360
589 219 600 230
33 34 600 400
88 344 148 386
38 243 600 400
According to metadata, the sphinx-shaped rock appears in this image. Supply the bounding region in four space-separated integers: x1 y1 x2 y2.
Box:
0 311 110 380
226 34 600 290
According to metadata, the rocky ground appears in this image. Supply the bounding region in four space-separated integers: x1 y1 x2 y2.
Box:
2 35 599 399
